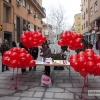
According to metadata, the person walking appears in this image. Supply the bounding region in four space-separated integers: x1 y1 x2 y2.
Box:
1 39 10 72
29 47 39 71
41 44 51 76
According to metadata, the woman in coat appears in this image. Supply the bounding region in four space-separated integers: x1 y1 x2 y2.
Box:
40 43 51 76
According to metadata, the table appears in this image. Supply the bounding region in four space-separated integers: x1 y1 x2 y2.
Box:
30 60 71 81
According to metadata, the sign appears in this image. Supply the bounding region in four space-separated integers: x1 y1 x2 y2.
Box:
0 25 2 31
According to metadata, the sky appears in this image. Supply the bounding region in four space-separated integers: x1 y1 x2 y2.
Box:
42 0 81 28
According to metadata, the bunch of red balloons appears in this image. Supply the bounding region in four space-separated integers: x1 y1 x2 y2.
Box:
2 47 35 69
20 30 46 48
69 49 100 77
58 31 84 50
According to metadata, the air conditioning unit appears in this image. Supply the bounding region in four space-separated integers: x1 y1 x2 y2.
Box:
17 1 22 6
5 0 9 2
34 12 38 18
28 9 32 14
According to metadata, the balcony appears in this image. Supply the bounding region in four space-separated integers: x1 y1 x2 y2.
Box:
31 0 46 17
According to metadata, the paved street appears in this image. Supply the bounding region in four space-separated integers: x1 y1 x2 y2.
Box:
0 47 99 100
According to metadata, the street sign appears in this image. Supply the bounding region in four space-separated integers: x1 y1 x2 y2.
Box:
0 25 2 31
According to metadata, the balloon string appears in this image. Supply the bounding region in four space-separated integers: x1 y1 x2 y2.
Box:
16 68 18 87
81 77 87 97
13 68 14 78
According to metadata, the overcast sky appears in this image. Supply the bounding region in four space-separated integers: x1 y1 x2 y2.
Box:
42 0 81 27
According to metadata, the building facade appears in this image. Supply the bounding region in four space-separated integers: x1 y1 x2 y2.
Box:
90 0 100 42
74 13 82 34
81 0 100 44
0 0 46 47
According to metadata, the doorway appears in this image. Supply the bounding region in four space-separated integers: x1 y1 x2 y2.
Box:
4 32 12 47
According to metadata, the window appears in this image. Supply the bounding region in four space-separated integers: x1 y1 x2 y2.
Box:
82 25 83 30
78 23 80 26
86 8 88 14
86 21 88 27
78 29 80 33
22 0 26 7
94 1 98 11
3 5 9 22
78 16 80 19
90 7 93 16
84 23 85 28
84 12 85 19
26 3 30 9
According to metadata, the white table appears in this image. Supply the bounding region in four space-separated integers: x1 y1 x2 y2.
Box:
30 60 71 81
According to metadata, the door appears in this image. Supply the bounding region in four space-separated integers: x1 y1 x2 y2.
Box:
4 32 12 47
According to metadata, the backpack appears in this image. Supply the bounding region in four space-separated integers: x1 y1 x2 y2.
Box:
98 42 100 50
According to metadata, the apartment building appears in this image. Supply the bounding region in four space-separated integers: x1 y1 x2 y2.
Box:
74 13 82 34
0 0 46 47
81 0 90 33
90 0 100 42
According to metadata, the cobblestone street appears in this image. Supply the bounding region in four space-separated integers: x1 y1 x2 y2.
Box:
0 48 99 100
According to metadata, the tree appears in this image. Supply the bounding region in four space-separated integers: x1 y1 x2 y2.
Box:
45 2 70 41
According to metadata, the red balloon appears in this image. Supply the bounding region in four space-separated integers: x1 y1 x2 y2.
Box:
3 51 11 57
28 60 35 67
10 52 18 60
79 69 88 77
79 43 84 49
74 68 80 72
69 46 77 50
77 33 82 38
70 59 79 69
75 38 82 44
20 34 26 41
94 54 100 63
77 57 86 68
69 54 77 61
85 61 95 72
85 49 94 54
24 30 29 36
95 63 100 73
42 36 46 42
2 56 10 66
58 40 65 46
10 60 18 68
77 51 85 58
61 32 66 39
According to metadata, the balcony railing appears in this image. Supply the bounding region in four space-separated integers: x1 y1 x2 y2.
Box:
32 0 46 16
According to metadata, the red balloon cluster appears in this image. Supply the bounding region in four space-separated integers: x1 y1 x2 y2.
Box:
20 30 46 48
58 31 84 50
2 47 35 69
69 49 100 77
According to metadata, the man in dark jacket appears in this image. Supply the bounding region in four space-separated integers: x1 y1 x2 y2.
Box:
1 39 10 72
29 47 39 71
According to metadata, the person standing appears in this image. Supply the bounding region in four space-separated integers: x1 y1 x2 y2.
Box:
88 41 93 49
1 39 10 72
12 41 17 47
41 44 51 76
19 42 29 74
29 47 39 71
